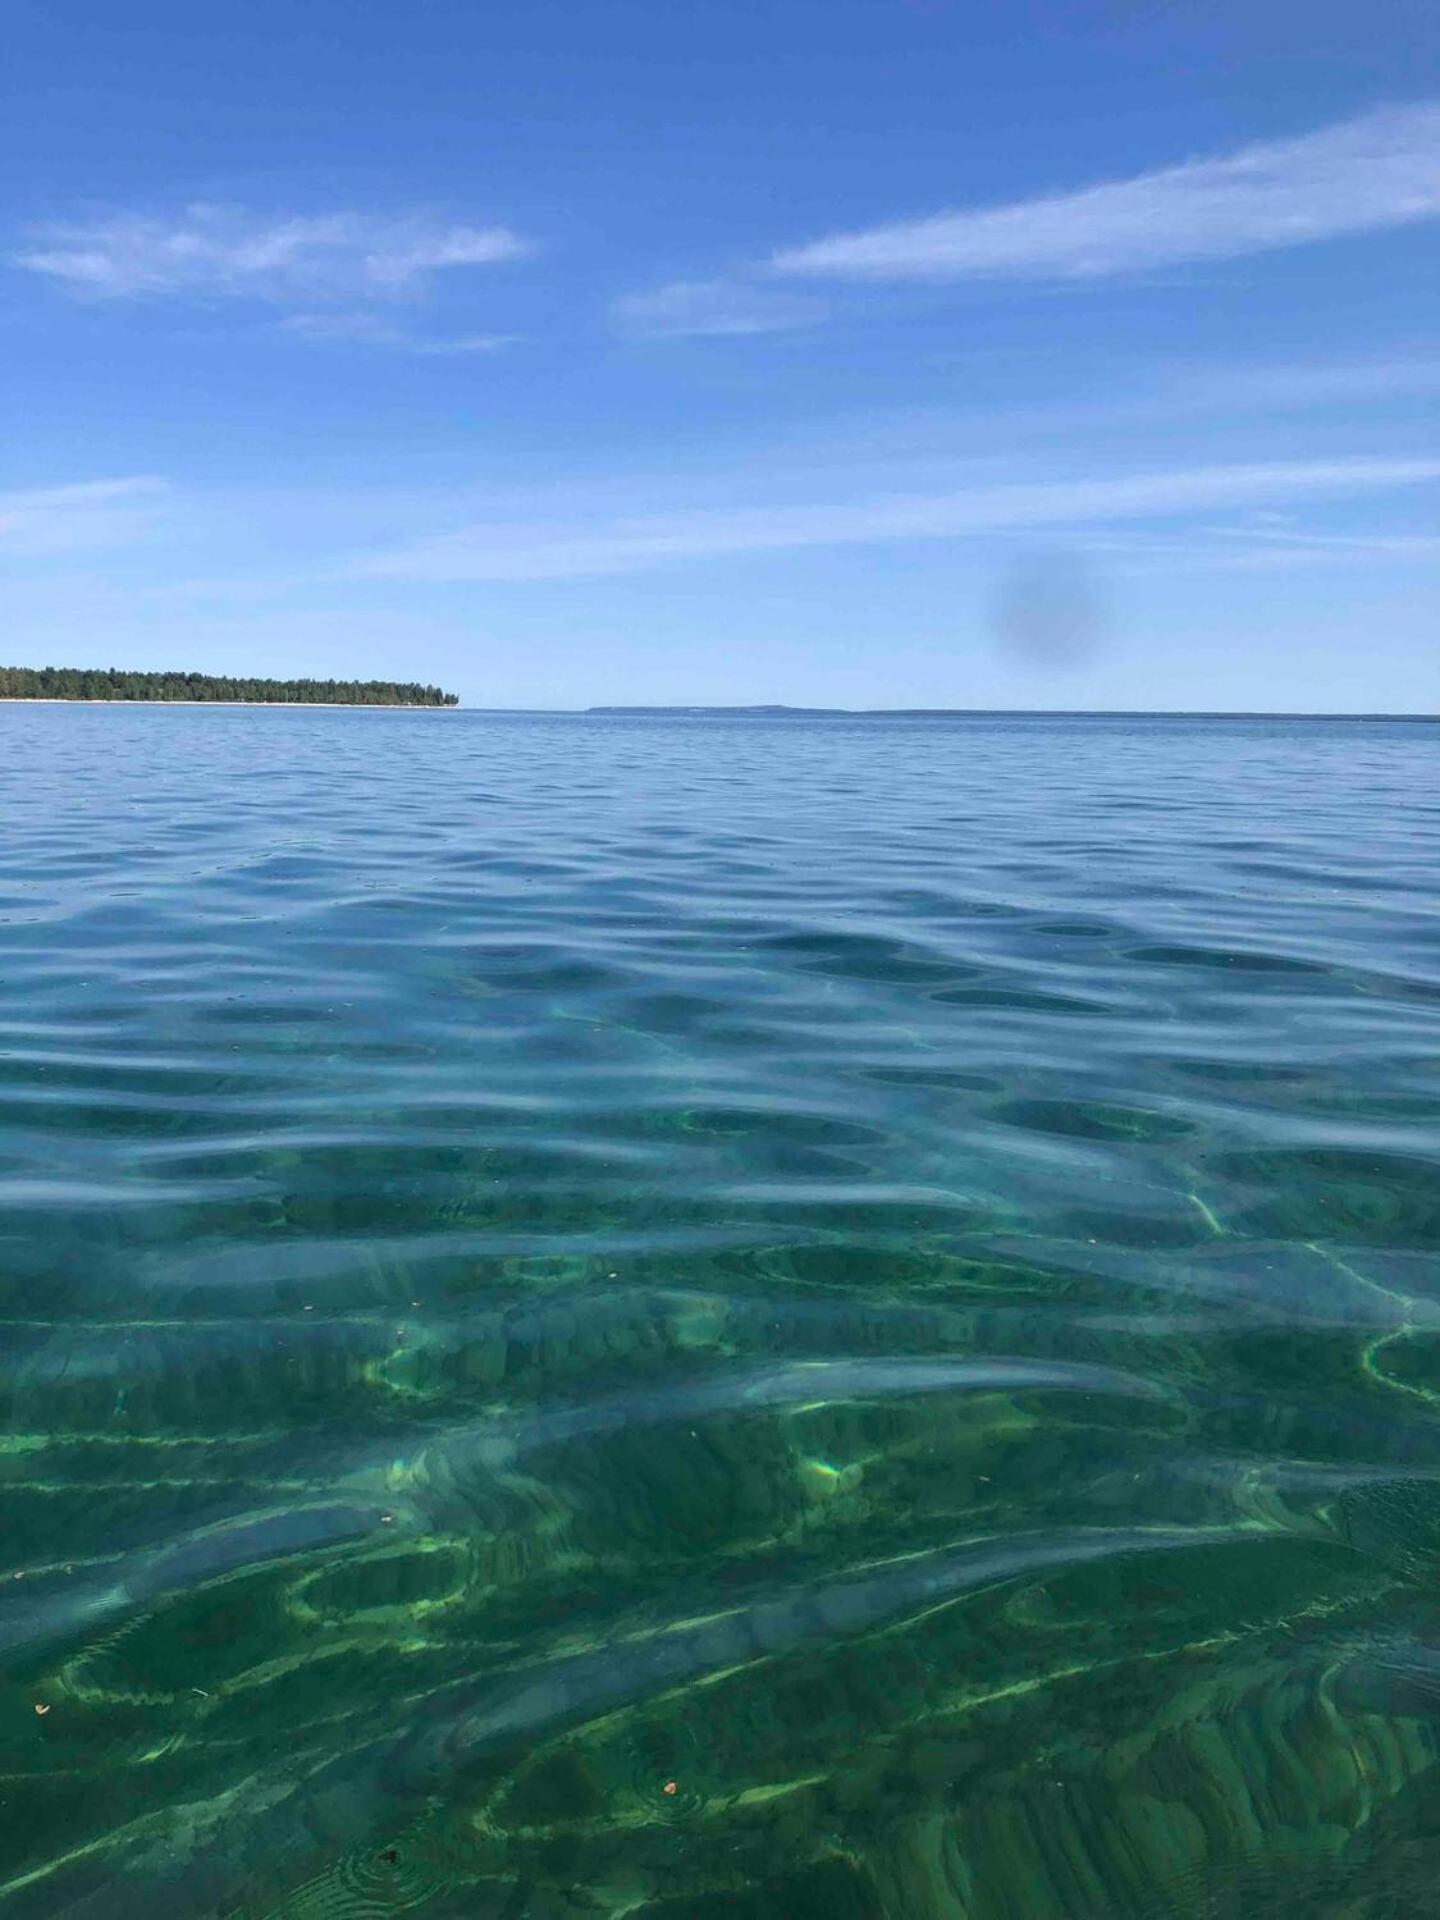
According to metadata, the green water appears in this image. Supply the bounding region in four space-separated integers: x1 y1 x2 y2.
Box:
3 706 1440 1918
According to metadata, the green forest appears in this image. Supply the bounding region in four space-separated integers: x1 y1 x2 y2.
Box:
0 666 459 706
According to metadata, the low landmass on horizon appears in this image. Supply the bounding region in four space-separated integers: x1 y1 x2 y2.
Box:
0 667 458 707
586 704 1439 721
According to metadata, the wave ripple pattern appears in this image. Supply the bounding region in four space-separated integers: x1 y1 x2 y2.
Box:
2 707 1440 1919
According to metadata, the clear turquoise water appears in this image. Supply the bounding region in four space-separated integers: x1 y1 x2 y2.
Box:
3 705 1440 1918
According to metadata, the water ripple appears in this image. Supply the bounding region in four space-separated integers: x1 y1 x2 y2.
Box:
2 707 1439 1916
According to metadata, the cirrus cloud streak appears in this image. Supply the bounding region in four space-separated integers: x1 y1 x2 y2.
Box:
350 456 1440 582
770 102 1440 282
0 478 168 557
11 204 531 304
615 277 827 338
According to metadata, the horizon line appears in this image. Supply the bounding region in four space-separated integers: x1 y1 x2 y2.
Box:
7 699 1438 721
547 704 1440 720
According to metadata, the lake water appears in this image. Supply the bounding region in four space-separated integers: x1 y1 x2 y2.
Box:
3 705 1440 1918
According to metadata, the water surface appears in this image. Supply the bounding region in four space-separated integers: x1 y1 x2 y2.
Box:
3 707 1440 1917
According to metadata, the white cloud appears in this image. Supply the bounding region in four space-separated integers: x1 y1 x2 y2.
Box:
412 334 513 356
350 456 1440 582
280 311 513 352
11 205 530 304
615 277 826 337
1201 524 1440 557
279 310 409 345
1055 521 1440 574
1181 352 1440 409
0 478 167 557
770 101 1440 281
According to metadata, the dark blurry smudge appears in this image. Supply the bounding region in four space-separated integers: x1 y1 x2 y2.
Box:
989 551 1110 669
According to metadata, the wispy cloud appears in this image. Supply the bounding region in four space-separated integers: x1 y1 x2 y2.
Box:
1178 351 1440 409
0 478 167 557
412 334 514 357
1199 524 1440 558
280 311 513 353
349 456 1440 582
614 277 826 338
770 101 1440 281
11 204 530 304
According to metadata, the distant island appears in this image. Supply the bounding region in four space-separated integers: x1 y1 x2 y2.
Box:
586 704 1438 721
0 667 459 706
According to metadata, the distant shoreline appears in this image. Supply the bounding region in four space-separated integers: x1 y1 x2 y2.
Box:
583 705 1440 721
0 668 458 707
5 700 1436 720
0 698 458 710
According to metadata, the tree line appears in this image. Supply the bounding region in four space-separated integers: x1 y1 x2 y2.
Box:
0 666 458 706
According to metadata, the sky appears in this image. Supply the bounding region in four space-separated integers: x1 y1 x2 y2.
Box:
3 0 1439 711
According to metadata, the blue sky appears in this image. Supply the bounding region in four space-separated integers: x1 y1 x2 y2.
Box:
3 0 1438 710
